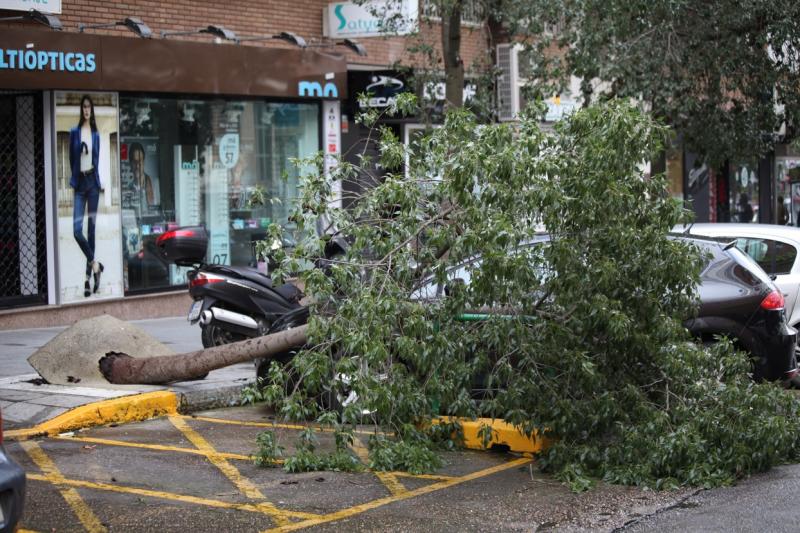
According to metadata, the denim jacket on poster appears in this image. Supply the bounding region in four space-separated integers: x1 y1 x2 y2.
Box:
68 126 101 189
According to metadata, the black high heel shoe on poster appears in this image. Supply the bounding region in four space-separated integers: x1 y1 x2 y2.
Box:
92 261 104 294
84 275 91 297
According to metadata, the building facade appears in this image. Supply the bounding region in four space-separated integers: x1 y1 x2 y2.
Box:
0 0 491 326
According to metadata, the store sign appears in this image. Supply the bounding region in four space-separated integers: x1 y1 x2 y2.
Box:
0 0 61 14
323 100 342 208
423 81 477 106
298 80 339 98
0 48 96 72
544 96 578 122
323 0 418 38
359 75 406 108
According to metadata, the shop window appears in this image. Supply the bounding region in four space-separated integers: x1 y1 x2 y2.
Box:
119 97 319 293
729 161 759 223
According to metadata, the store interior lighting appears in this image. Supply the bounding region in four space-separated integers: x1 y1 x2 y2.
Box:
161 25 238 42
78 17 152 38
238 32 307 48
0 8 63 30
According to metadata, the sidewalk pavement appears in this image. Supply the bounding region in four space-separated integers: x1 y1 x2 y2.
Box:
0 316 256 432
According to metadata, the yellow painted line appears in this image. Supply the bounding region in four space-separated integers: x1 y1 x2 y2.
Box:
54 434 263 462
169 416 290 526
6 391 179 441
183 415 390 436
20 441 107 533
264 457 533 532
26 473 321 520
349 436 407 496
18 529 41 533
434 417 551 454
391 471 455 482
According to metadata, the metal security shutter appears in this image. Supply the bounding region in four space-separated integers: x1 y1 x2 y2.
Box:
0 92 48 308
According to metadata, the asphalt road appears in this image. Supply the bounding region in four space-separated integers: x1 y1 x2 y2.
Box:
6 404 693 532
620 464 800 533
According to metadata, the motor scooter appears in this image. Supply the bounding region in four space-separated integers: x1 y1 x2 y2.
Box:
156 226 303 348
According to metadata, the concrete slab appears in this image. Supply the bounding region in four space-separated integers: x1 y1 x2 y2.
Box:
27 314 175 386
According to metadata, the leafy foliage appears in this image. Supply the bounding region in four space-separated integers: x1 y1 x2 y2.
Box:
257 99 800 489
502 0 800 164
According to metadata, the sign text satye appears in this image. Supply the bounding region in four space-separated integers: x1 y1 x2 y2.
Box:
323 0 418 39
0 0 61 14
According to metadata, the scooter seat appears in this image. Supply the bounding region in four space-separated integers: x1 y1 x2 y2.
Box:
210 265 274 288
274 283 302 303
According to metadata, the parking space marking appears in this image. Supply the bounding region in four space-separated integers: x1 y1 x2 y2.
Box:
20 441 107 533
392 471 455 481
169 416 291 526
264 457 533 532
54 434 260 462
184 414 391 436
26 473 321 520
349 436 407 496
18 415 528 532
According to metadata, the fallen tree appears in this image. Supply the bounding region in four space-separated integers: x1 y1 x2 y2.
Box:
99 324 308 384
247 99 800 489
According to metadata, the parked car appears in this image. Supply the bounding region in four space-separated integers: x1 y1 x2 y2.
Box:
678 235 797 382
674 223 800 331
0 407 25 532
417 234 798 383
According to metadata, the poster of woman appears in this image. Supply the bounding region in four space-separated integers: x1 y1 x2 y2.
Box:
55 92 123 304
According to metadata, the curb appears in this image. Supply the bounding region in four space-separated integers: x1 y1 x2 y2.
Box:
5 386 550 456
5 382 252 441
435 416 550 454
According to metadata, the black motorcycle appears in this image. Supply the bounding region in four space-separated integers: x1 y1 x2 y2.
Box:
156 226 304 348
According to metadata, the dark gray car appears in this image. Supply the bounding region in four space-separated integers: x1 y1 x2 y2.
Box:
0 408 25 533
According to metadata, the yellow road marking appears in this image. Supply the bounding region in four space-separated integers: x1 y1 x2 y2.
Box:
391 471 455 481
169 416 290 526
183 415 389 436
54 434 263 462
20 441 107 533
349 436 407 496
26 474 320 520
264 457 533 532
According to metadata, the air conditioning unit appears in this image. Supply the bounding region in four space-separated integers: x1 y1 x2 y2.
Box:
496 43 523 122
497 43 582 123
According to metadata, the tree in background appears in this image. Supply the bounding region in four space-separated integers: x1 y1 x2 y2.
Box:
500 0 800 165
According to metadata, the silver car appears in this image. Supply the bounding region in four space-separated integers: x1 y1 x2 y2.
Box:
0 407 25 532
674 223 800 330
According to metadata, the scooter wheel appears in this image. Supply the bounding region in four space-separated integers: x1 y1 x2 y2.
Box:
201 323 246 348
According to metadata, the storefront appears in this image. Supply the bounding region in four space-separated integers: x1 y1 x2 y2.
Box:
0 27 346 309
341 69 479 204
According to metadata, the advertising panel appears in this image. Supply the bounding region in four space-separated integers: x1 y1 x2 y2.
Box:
0 0 61 13
54 91 123 303
323 0 418 38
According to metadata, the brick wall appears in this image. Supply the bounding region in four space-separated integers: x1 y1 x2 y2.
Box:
1 0 491 71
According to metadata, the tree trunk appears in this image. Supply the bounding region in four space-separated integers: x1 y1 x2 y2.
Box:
99 325 308 385
442 0 464 109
